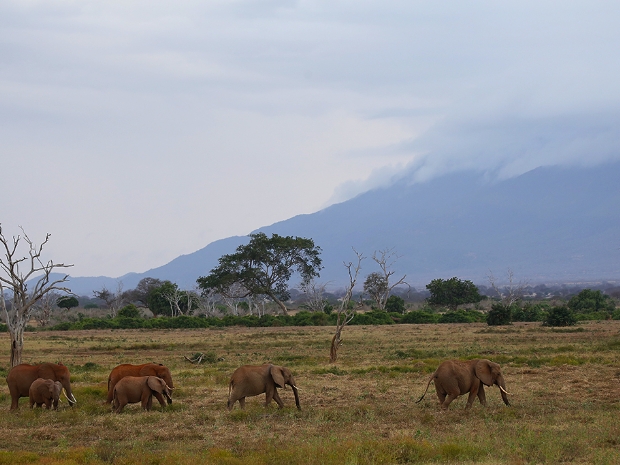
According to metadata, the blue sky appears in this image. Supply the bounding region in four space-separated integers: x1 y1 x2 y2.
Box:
2 1 619 277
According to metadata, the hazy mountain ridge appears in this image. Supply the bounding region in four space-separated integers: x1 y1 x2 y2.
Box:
61 162 620 296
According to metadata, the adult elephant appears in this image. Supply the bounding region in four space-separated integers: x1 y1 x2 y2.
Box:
416 359 511 409
6 362 77 410
107 363 174 407
112 376 173 413
228 364 300 410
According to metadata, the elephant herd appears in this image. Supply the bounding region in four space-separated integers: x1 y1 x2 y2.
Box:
5 359 511 412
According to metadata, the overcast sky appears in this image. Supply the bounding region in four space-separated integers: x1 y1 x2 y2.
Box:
2 1 619 278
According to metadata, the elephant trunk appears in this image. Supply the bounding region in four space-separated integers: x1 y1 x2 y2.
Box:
291 384 301 410
497 378 510 406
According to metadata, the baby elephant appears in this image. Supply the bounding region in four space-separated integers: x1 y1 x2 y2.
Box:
112 376 173 413
228 364 300 410
29 378 63 410
416 359 511 409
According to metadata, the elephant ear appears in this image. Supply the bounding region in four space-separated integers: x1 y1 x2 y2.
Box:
147 376 164 393
270 365 285 388
474 360 494 386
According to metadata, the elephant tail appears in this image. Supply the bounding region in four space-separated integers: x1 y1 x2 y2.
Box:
415 374 436 404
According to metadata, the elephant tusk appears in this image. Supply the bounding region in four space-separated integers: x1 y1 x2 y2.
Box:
498 385 512 396
291 385 300 391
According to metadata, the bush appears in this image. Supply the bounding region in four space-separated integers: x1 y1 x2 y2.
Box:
512 302 548 322
385 295 406 314
543 306 577 327
350 311 394 325
117 304 141 319
568 289 615 314
486 303 513 326
400 311 440 324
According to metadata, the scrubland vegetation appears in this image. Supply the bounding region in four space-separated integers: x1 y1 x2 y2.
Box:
1 321 619 464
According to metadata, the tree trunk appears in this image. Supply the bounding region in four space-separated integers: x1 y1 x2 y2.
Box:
9 324 24 367
268 293 289 316
329 330 342 363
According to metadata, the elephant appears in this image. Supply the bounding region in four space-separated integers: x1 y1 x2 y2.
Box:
228 364 300 410
107 363 174 407
416 359 511 409
29 378 63 410
112 376 173 413
6 362 77 410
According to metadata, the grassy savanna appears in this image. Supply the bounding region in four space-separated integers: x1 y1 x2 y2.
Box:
0 322 619 464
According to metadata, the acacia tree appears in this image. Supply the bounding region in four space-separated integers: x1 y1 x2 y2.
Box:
426 277 483 311
330 249 365 363
197 233 322 316
0 225 72 367
57 295 79 311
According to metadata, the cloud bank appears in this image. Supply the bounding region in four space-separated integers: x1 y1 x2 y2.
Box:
1 1 619 276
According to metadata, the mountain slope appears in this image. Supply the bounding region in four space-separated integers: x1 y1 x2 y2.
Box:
64 162 620 295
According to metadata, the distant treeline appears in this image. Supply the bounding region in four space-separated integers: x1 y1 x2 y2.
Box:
3 304 619 332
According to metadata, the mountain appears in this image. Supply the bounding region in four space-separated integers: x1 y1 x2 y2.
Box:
63 162 620 295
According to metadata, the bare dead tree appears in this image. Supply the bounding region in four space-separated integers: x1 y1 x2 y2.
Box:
194 286 219 317
162 286 184 317
487 269 528 307
32 290 61 327
330 249 365 363
219 282 250 316
0 225 72 367
299 278 331 312
367 248 408 311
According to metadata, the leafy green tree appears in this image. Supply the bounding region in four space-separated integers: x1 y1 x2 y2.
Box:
426 277 484 311
385 295 406 314
123 277 163 306
197 233 322 315
568 289 615 314
543 306 577 327
56 295 79 311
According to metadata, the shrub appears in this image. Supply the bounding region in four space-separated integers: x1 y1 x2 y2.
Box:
543 306 577 327
385 295 406 314
512 302 548 322
568 289 615 314
400 311 440 324
486 303 513 326
117 304 141 319
350 311 394 325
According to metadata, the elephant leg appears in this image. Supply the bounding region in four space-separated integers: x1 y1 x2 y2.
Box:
265 389 274 407
141 391 152 411
441 393 460 409
238 397 246 410
477 385 487 406
466 380 483 408
272 390 284 408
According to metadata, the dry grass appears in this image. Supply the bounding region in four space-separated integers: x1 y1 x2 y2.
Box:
0 321 619 464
